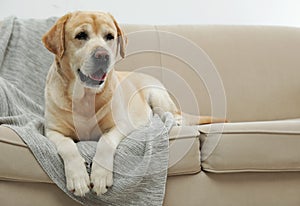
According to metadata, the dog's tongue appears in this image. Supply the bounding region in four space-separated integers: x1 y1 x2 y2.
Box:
90 72 106 81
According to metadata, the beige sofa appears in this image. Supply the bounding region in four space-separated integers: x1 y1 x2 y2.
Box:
1 23 300 206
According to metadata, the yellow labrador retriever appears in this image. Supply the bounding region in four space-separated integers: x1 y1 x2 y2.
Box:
42 11 225 196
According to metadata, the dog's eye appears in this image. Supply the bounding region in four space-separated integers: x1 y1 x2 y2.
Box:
104 33 114 41
75 32 88 40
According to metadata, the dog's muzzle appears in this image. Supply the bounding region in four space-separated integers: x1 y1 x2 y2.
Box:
77 48 110 87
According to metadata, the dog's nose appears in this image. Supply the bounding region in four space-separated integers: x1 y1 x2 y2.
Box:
94 49 110 62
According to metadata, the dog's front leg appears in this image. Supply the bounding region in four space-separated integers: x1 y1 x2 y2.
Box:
47 130 90 196
91 128 124 195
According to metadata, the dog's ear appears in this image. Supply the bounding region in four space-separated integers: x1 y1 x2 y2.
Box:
109 13 127 58
42 13 70 59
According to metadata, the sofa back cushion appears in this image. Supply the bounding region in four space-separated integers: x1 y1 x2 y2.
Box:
116 25 300 122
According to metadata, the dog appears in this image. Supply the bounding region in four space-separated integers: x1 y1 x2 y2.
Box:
42 11 226 196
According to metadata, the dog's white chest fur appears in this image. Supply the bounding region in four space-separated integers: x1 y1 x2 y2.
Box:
72 89 105 141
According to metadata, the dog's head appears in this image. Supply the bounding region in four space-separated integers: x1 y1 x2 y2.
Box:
42 11 126 89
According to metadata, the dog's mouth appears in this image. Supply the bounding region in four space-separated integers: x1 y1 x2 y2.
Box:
77 69 107 87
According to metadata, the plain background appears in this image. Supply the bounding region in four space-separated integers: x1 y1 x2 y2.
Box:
1 0 300 26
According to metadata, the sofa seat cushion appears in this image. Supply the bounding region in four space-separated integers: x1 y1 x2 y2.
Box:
199 119 300 173
0 126 52 183
0 125 200 183
168 126 201 176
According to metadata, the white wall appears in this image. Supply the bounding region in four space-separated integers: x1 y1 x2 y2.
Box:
1 0 300 26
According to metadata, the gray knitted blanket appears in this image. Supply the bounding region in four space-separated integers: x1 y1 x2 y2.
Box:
0 17 173 206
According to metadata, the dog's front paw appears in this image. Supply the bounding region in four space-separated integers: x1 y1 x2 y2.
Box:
90 161 113 196
64 158 90 197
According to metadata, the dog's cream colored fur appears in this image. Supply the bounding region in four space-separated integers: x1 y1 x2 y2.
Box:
42 11 225 196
